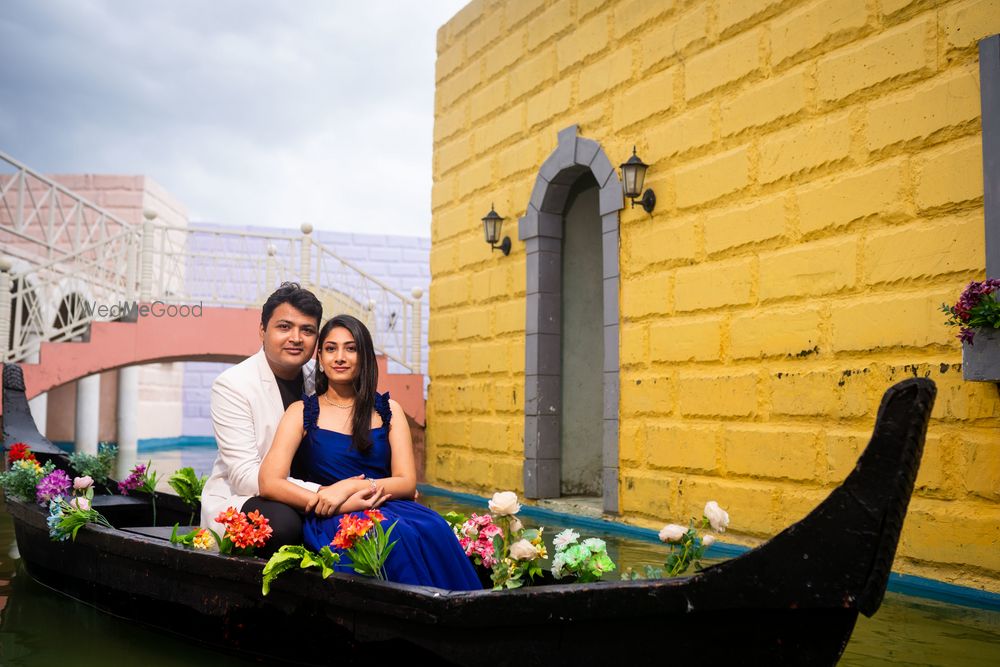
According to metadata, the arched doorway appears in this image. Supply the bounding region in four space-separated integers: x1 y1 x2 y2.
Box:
518 125 623 513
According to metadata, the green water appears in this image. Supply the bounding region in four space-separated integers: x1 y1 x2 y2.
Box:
1 447 998 665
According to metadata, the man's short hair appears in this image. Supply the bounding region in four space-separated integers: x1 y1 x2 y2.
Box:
261 282 322 329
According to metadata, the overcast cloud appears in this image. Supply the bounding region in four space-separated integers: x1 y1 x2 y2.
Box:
0 0 467 236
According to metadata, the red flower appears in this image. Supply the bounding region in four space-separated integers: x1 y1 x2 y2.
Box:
8 443 36 463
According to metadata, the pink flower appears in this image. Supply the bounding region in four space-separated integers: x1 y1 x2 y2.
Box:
70 497 91 511
73 475 94 490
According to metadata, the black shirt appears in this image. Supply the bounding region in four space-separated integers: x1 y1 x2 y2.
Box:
274 370 307 481
274 371 305 410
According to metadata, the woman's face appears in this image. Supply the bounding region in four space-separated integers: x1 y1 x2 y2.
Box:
319 326 359 385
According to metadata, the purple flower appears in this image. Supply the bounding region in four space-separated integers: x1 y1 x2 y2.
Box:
36 469 71 505
943 279 1000 345
118 463 148 495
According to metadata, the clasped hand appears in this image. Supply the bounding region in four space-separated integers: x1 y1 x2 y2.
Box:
304 474 390 517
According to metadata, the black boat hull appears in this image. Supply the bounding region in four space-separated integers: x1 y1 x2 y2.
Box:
2 363 935 666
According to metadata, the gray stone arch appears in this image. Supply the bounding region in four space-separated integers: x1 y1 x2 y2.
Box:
518 125 623 514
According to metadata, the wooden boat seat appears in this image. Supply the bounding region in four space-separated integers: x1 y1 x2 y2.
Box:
122 526 195 541
92 495 147 508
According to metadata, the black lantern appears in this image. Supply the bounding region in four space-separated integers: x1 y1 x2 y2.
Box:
620 146 656 213
482 204 511 256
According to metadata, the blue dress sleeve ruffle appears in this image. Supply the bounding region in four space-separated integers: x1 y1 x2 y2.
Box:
374 392 391 428
302 393 319 432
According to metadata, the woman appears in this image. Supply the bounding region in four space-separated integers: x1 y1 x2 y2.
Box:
259 314 480 590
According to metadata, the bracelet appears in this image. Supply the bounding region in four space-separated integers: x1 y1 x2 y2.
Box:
367 477 377 492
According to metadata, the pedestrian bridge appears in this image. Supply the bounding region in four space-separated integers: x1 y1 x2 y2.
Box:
0 150 426 435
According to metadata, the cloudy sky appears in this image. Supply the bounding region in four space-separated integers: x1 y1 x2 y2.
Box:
0 0 467 237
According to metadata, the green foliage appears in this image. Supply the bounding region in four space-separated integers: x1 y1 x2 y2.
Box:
0 459 54 502
346 519 398 580
167 467 206 506
168 466 207 525
441 511 467 534
67 443 117 484
261 544 341 595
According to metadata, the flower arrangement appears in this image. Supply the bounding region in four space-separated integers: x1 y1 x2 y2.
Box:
167 466 207 525
452 492 547 590
67 442 117 485
36 469 72 505
551 529 616 582
261 544 341 595
331 509 398 580
119 461 160 525
0 453 54 503
47 476 113 541
627 501 730 580
942 279 1000 345
213 507 274 555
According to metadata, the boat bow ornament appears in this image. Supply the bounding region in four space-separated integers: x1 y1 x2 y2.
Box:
0 149 423 373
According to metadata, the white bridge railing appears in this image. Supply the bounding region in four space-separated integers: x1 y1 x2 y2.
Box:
0 150 423 373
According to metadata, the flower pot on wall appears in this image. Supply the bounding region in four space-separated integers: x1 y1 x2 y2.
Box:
962 329 1000 382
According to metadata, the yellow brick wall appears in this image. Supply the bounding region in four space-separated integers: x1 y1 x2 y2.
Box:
430 0 1000 591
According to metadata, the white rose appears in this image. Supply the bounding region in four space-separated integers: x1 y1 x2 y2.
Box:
702 534 716 547
489 491 521 516
509 517 524 532
658 524 687 543
509 539 539 561
704 501 730 533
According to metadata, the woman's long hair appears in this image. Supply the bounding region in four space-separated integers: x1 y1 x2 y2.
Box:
314 314 378 454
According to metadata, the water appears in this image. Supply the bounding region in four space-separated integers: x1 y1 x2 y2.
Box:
1 446 999 665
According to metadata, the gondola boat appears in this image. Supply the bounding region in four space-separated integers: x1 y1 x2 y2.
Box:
2 362 935 665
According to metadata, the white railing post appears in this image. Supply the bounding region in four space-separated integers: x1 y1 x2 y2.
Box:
300 222 313 287
140 210 156 302
265 243 277 295
411 287 423 373
125 230 138 304
0 257 12 361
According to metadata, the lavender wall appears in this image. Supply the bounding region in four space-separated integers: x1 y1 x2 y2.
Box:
181 223 430 436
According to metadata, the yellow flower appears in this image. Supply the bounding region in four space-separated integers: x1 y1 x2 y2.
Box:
193 529 217 551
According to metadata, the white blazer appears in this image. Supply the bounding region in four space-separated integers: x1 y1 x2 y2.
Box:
200 348 319 532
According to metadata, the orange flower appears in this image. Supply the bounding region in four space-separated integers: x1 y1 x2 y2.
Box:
331 513 375 550
215 506 240 526
216 507 272 550
365 509 385 523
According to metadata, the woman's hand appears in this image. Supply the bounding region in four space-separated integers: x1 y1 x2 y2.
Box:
305 474 365 517
340 483 392 514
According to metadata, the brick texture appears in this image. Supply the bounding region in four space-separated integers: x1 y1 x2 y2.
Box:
431 0 996 590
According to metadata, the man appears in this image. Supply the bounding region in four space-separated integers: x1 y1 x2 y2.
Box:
200 282 322 551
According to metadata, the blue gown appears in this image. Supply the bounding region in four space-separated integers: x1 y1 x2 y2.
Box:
300 392 481 590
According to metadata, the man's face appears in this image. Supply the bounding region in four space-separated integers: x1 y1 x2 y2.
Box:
259 302 318 380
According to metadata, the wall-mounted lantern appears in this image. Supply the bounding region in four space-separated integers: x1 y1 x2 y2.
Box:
482 204 511 256
620 146 655 214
